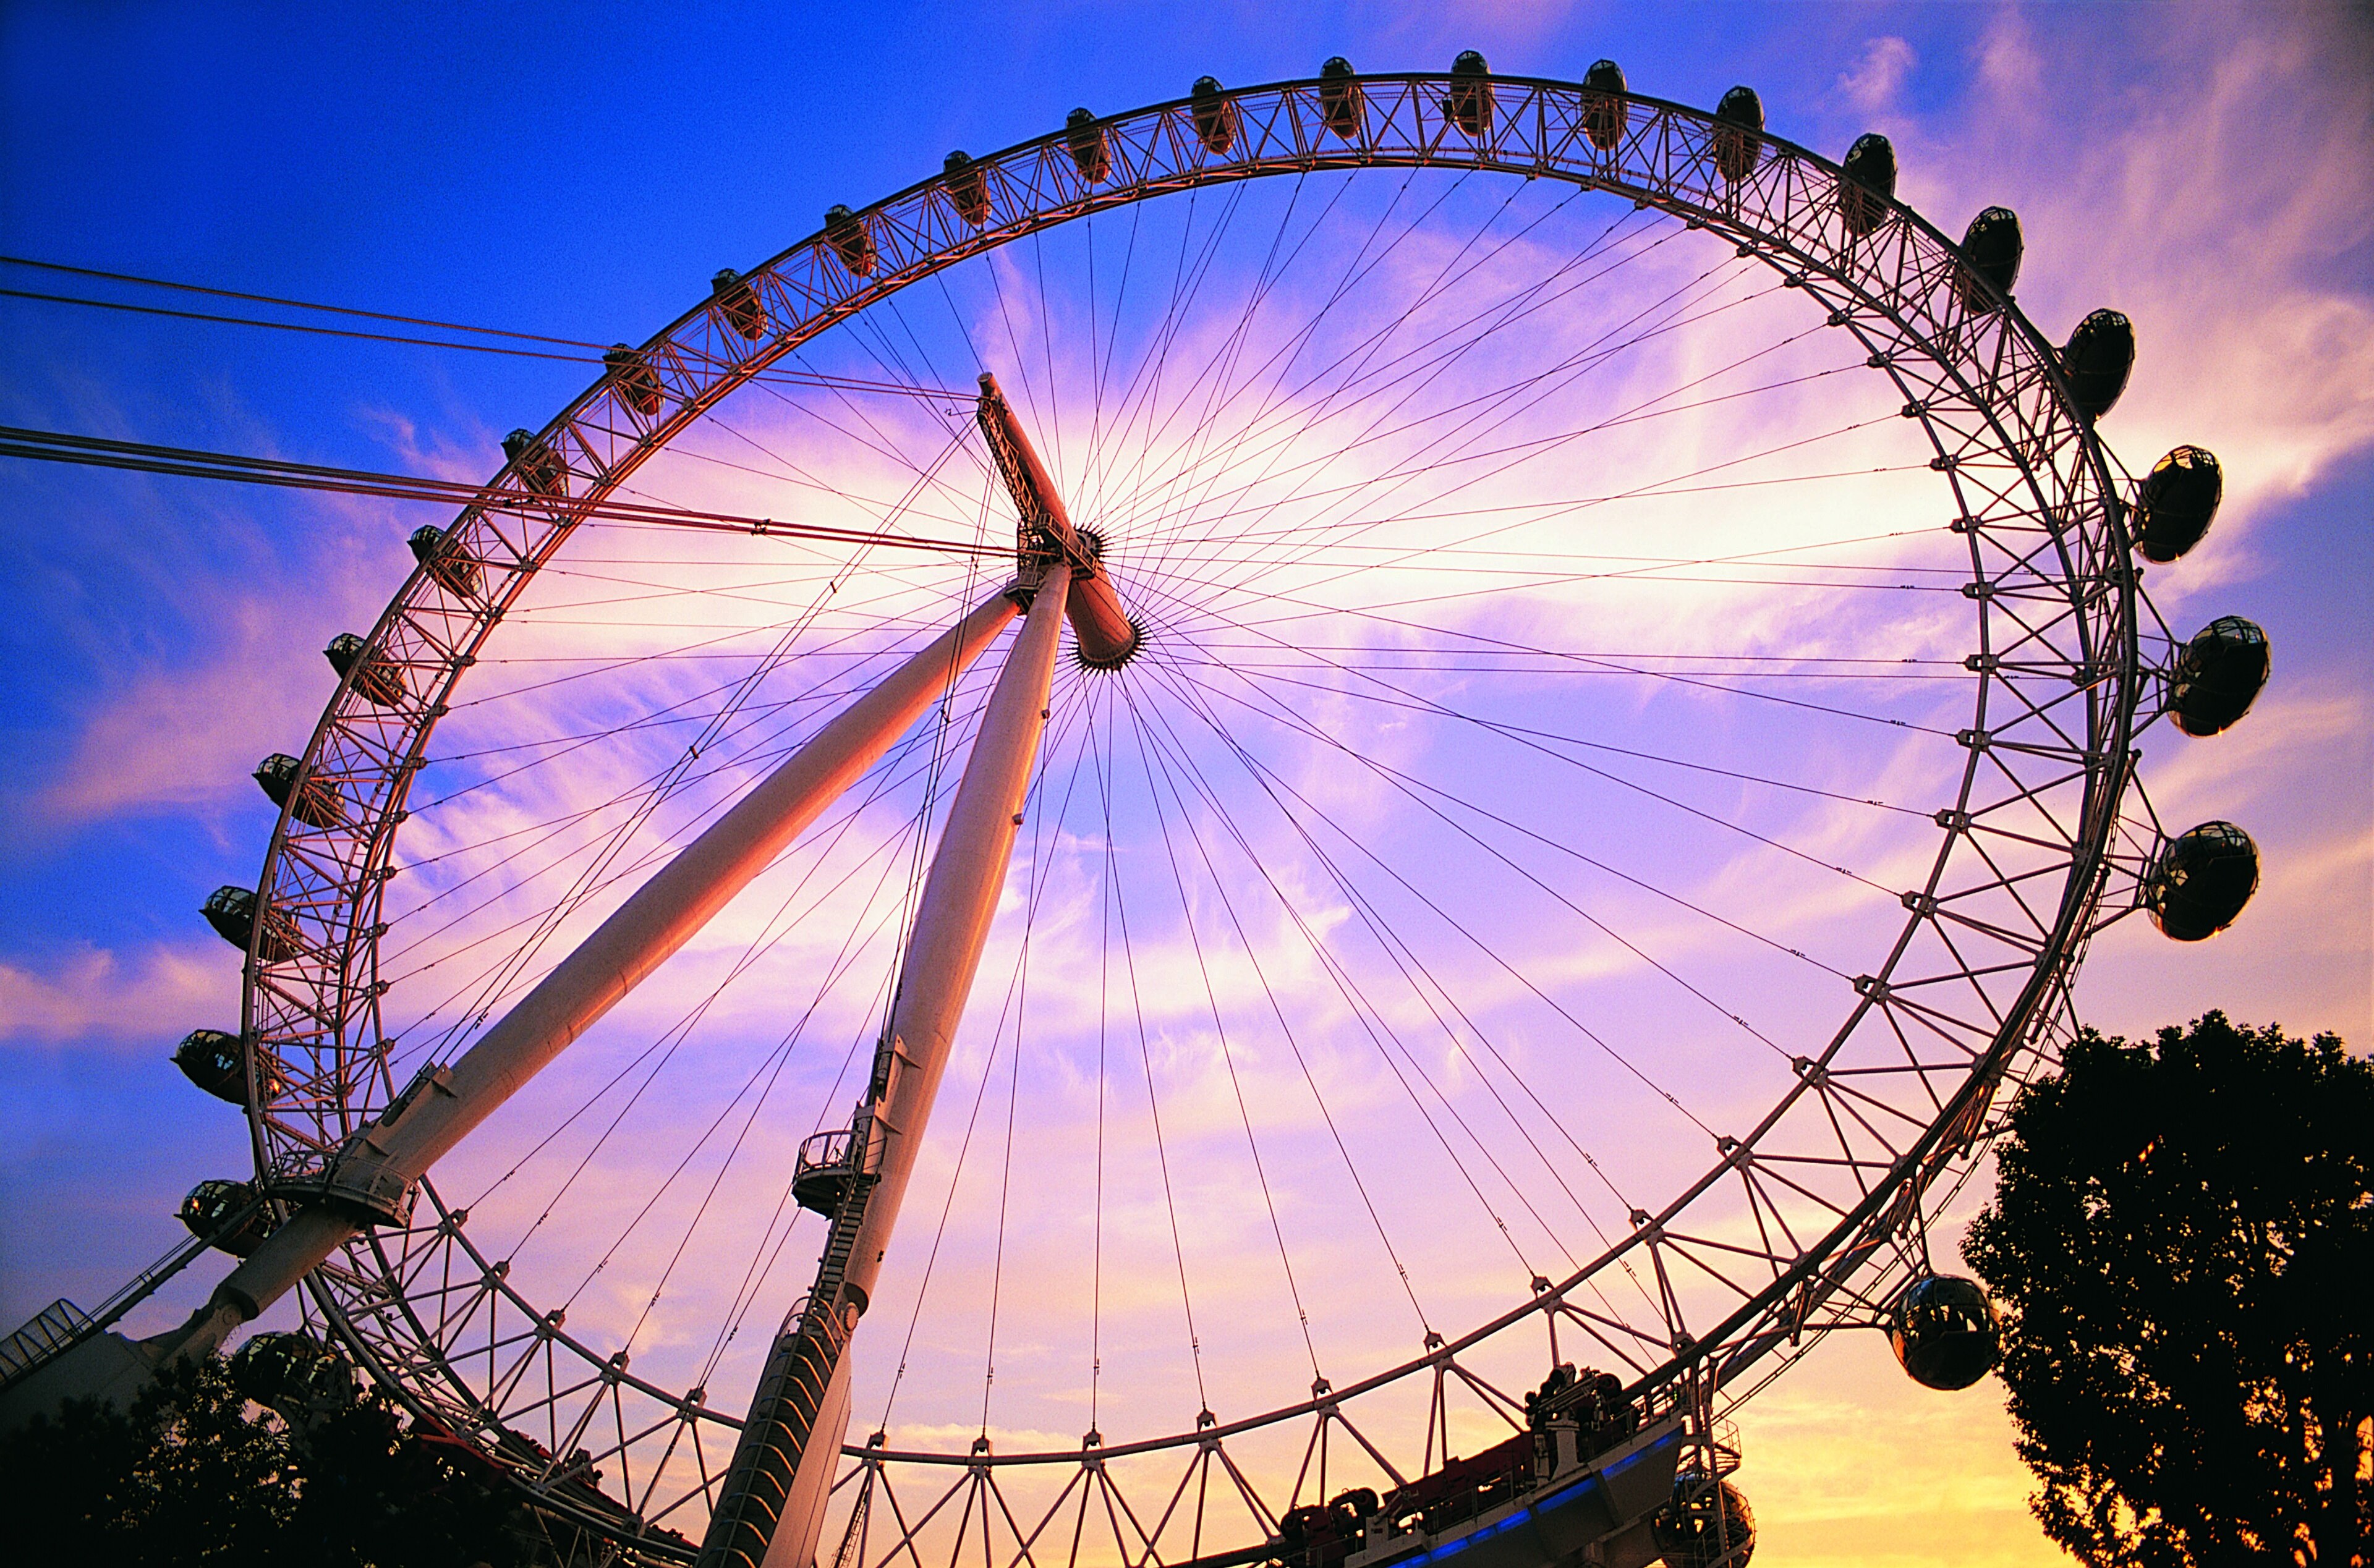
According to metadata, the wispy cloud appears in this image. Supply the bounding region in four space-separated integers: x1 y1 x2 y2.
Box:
28 592 343 828
1835 36 1916 114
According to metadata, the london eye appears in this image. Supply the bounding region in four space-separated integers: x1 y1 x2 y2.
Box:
0 57 2268 1568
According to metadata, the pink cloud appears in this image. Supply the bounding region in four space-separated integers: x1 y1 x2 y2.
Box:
0 939 237 1046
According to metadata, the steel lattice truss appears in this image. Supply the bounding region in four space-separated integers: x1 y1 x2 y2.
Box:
229 72 2151 1562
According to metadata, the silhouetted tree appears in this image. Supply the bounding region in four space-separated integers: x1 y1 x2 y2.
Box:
1963 1012 2372 1566
2 1351 543 1565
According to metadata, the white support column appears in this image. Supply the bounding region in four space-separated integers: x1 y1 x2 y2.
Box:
843 562 1073 1310
705 565 1074 1568
157 588 1023 1363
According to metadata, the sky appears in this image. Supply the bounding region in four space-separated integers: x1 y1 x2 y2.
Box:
3 4 2370 1566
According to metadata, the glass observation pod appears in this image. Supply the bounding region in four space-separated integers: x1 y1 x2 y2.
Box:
1712 85 1764 183
2169 616 2270 737
324 632 406 708
2134 444 2224 561
2062 308 2135 419
1889 1274 2002 1391
200 884 296 962
178 1179 272 1257
1954 206 2024 312
231 1330 359 1420
407 524 483 600
1065 108 1110 184
253 750 347 829
172 1027 282 1108
825 205 875 278
2148 821 2260 941
942 150 991 226
603 344 665 417
1191 76 1238 155
500 428 566 498
709 267 767 341
1319 56 1363 140
1839 132 1897 236
1581 59 1628 151
1654 1477 1756 1568
1447 51 1493 138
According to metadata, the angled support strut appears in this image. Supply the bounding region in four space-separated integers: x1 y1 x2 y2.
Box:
143 588 1024 1371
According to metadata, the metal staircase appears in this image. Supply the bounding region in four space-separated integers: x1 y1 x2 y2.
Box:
696 1160 874 1568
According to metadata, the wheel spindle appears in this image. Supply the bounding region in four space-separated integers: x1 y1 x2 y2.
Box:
976 373 1140 669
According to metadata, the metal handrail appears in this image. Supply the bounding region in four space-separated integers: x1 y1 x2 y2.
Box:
0 1190 268 1396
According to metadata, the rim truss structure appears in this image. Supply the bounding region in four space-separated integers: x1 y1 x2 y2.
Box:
232 71 2145 1560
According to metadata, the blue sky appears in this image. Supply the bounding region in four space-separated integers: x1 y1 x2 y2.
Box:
4 5 2369 1564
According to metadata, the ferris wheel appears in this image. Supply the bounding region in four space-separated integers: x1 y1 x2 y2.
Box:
11 56 2271 1568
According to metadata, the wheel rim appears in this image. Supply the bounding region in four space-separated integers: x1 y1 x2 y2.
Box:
231 72 2144 1557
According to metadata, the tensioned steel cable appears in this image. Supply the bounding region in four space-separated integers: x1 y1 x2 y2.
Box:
978 674 1105 1435
1133 649 1644 1247
1123 170 1392 588
619 423 981 537
1070 176 1269 538
446 582 967 711
0 425 1010 558
1116 678 1327 1381
1126 637 1677 1346
0 257 968 400
1128 571 1924 910
1120 621 1662 1347
1064 681 1222 1412
582 699 1100 1329
1089 681 1118 1431
549 826 920 1307
1129 629 1727 1143
1168 657 1803 1065
1108 167 1349 580
404 531 925 1053
382 676 987 1048
1112 171 1640 578
1107 766 1212 1413
1121 255 1794 596
1126 670 1458 1332
870 691 1100 1435
378 568 991 1006
870 471 999 1048
1080 163 1432 530
1117 242 1796 581
394 578 987 1039
457 656 1058 1310
0 253 619 345
1124 664 1551 1290
1133 646 1687 1252
458 792 921 1225
1107 204 1722 566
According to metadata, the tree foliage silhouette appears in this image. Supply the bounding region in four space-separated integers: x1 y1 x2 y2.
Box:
1963 1012 2372 1566
2 1351 544 1566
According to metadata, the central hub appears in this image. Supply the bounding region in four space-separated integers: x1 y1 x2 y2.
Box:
976 373 1142 669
